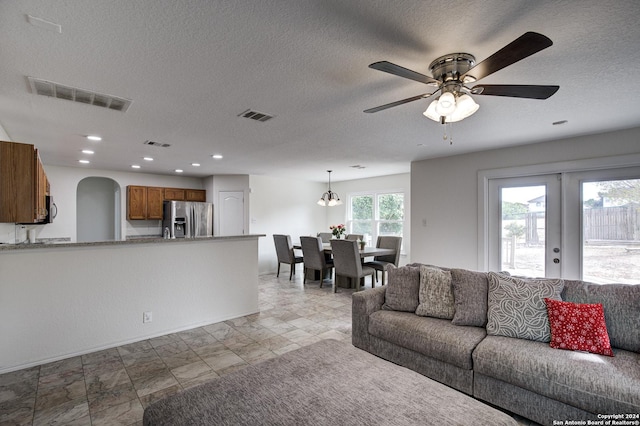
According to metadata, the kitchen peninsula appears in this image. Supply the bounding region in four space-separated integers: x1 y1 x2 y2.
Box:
0 235 263 374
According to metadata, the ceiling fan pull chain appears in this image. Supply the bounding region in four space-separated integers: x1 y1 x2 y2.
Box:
442 122 453 145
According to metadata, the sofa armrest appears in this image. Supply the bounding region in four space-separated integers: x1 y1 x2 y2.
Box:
352 286 386 351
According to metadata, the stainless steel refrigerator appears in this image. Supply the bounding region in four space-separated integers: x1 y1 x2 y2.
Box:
162 201 213 238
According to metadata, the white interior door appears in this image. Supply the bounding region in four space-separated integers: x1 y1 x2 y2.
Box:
488 174 561 277
219 191 244 236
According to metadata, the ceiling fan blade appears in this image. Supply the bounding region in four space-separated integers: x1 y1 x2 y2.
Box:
369 61 439 86
471 84 559 99
461 32 553 81
364 93 433 113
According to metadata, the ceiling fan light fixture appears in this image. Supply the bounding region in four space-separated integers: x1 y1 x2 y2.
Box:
448 94 480 122
424 93 479 123
423 99 440 121
435 92 456 116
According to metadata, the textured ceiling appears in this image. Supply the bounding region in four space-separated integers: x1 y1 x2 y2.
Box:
1 0 639 182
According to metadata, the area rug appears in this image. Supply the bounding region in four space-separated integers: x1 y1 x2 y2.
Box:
143 339 517 425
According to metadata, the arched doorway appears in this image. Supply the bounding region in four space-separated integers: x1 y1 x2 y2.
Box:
76 177 121 242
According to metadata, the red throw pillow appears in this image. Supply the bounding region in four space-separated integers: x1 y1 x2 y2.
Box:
544 298 614 357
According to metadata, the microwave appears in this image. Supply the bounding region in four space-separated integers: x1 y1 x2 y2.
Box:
44 195 57 223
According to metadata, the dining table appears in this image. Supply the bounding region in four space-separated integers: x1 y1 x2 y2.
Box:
293 241 396 288
293 242 395 258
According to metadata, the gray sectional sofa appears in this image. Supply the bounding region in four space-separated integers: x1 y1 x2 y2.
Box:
352 264 640 426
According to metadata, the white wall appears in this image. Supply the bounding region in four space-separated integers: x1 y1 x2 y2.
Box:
37 165 204 242
411 127 640 270
249 175 327 274
0 237 260 373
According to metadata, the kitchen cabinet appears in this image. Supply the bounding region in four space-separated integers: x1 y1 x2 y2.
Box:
164 188 185 201
127 186 164 220
127 186 147 220
127 185 206 220
0 141 50 223
147 187 164 220
186 189 206 202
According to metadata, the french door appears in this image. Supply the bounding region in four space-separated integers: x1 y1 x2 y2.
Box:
488 174 561 277
487 167 640 283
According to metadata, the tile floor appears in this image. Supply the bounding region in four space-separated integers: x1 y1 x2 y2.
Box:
0 271 538 426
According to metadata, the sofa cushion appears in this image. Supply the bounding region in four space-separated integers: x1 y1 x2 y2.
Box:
486 273 564 342
382 265 421 312
368 310 486 370
562 280 640 353
415 265 455 319
545 298 613 356
450 269 489 327
473 335 640 415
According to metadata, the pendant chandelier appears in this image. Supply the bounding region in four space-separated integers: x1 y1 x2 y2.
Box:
317 170 342 206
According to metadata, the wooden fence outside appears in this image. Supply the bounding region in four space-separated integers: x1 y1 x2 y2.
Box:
583 205 640 241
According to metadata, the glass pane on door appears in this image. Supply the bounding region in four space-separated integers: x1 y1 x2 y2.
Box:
582 179 640 284
500 185 547 276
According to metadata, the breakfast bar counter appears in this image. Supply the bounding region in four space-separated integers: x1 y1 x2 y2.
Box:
0 234 265 374
0 234 262 251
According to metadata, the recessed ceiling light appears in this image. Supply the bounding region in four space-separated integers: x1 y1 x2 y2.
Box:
86 135 102 141
143 157 154 161
82 149 94 154
78 159 90 164
211 154 223 159
191 163 200 167
131 165 141 169
175 169 183 173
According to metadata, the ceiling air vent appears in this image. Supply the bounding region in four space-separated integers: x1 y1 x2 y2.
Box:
238 109 274 122
27 76 132 112
144 140 171 148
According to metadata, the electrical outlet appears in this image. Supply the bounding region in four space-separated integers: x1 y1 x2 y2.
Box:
143 311 152 323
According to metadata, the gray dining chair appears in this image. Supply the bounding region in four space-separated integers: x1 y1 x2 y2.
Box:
273 234 303 280
317 232 332 243
300 236 334 287
363 236 402 286
330 239 375 293
346 234 363 241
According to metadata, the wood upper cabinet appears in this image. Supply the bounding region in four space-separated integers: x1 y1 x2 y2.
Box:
127 186 147 220
186 189 206 202
164 188 185 201
0 141 49 223
127 186 165 220
146 187 164 220
127 185 206 220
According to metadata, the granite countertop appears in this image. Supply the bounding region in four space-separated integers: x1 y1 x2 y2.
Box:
0 234 265 251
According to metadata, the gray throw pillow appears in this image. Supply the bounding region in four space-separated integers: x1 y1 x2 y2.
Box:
486 272 564 342
415 265 455 319
563 280 640 353
450 269 489 327
382 265 421 312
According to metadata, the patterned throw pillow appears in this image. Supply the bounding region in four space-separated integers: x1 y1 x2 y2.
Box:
545 298 614 357
415 266 455 319
486 272 564 342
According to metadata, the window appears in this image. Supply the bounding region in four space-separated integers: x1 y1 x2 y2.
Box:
348 191 404 249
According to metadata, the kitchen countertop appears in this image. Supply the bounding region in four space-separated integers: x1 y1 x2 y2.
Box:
0 234 265 251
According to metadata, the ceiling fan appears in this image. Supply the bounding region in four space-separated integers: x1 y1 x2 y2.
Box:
364 32 559 124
